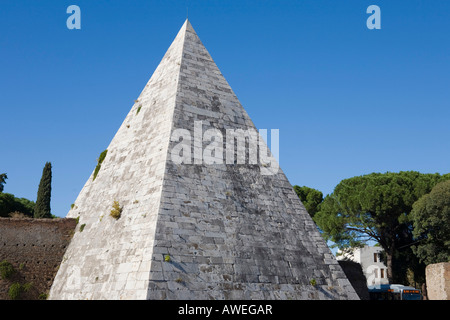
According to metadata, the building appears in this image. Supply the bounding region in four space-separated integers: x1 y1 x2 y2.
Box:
48 19 358 300
337 246 389 286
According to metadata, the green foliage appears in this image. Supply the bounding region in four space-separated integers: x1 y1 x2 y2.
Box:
22 282 33 292
136 105 142 115
293 185 323 218
410 179 450 265
98 149 108 164
79 223 86 232
7 282 32 300
110 200 122 220
1 260 37 299
0 173 7 193
34 162 52 218
0 260 15 280
164 255 171 262
0 193 35 217
315 171 447 247
38 292 48 300
314 171 449 282
93 149 108 181
309 278 317 286
0 172 34 217
8 282 23 300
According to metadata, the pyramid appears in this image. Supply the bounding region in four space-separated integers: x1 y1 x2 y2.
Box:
49 20 358 300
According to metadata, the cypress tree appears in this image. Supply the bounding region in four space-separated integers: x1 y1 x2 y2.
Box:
34 162 52 218
0 173 7 193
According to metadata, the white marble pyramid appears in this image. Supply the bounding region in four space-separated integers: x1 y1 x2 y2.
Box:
49 20 358 300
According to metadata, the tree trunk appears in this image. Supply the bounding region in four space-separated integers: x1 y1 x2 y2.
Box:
386 248 394 283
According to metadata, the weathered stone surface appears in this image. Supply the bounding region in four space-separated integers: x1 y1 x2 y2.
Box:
49 20 358 300
338 260 370 300
426 262 450 300
0 217 77 299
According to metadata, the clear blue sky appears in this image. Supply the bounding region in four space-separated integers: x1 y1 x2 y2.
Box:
1 0 449 217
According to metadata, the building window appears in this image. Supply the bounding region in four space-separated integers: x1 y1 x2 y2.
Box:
380 268 385 278
374 253 378 262
374 268 378 278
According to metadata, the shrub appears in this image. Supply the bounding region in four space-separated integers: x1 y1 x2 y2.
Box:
7 282 32 300
8 283 23 300
110 200 122 220
0 260 15 280
38 292 48 300
9 211 27 219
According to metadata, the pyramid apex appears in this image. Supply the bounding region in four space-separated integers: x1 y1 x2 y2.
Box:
176 18 195 37
184 18 194 31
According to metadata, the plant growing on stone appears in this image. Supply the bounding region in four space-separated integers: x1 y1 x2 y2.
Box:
93 149 108 181
110 200 122 220
38 292 48 300
8 282 32 300
0 260 15 280
8 282 23 300
164 255 171 262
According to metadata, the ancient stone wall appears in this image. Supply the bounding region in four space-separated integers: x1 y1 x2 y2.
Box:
0 217 77 299
426 262 450 300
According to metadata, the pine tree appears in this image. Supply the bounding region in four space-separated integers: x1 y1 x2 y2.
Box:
34 162 52 218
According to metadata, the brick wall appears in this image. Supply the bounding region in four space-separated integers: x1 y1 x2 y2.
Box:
0 217 77 299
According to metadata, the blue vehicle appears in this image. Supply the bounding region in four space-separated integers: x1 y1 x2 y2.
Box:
368 284 422 300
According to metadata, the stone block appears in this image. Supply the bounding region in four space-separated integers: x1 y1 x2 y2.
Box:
426 262 450 300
